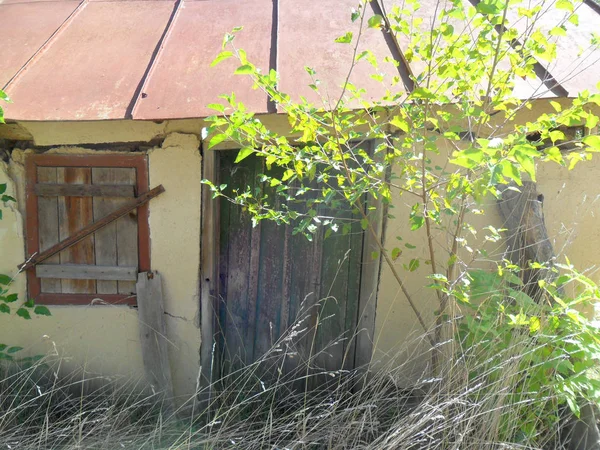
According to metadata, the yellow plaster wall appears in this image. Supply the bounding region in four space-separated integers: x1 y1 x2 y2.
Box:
373 146 600 380
0 159 145 381
148 133 203 401
0 131 203 401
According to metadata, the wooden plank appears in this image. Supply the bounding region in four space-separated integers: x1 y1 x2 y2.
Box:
315 209 351 373
220 151 254 367
343 211 365 371
35 183 135 198
355 143 385 371
115 169 138 294
20 185 165 271
37 167 61 293
92 168 120 294
36 264 137 281
136 271 174 411
57 167 96 294
200 148 218 403
91 168 138 294
254 170 286 361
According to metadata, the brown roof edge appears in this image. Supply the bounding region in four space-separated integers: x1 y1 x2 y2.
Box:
128 0 183 120
371 0 415 93
3 0 86 91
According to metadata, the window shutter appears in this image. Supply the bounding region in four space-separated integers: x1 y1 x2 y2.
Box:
26 154 150 305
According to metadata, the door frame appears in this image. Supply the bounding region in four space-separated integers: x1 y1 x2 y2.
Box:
199 145 385 394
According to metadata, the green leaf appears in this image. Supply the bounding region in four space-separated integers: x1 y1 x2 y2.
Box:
0 344 6 351
0 274 11 285
351 8 360 22
391 247 402 261
367 14 384 29
234 147 254 163
405 243 416 249
207 103 225 113
390 116 409 133
499 159 522 185
549 26 567 37
514 146 538 181
0 304 9 314
410 215 425 231
234 64 254 75
0 353 13 361
408 258 420 272
545 146 564 165
4 293 17 303
360 218 369 230
556 0 574 12
7 346 23 354
583 135 600 152
477 0 503 14
0 184 6 195
335 32 353 44
34 305 51 316
208 133 227 149
16 308 31 320
24 298 35 308
210 51 233 67
0 90 9 102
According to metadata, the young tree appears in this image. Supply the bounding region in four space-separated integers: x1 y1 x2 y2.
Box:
205 0 600 444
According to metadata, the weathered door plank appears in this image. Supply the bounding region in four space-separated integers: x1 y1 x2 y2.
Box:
35 183 135 198
37 167 61 293
36 264 137 281
136 271 174 412
57 167 95 294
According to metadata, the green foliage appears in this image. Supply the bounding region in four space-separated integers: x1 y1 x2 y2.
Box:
458 262 600 441
202 0 600 445
0 89 9 124
0 181 51 358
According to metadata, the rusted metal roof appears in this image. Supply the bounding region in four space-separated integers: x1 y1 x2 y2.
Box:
2 0 600 122
133 0 273 120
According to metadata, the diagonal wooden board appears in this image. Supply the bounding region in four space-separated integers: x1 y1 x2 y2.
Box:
19 185 164 271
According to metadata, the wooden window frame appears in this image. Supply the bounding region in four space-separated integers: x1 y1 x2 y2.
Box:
25 153 150 306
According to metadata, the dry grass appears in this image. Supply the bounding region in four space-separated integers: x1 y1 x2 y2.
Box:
0 310 580 450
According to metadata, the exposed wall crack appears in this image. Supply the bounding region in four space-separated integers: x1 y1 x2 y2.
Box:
164 311 189 322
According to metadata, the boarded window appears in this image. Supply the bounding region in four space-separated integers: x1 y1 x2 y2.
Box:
25 154 150 305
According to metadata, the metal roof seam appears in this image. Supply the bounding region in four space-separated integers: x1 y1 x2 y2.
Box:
266 0 279 114
127 0 183 120
372 0 416 93
2 0 86 91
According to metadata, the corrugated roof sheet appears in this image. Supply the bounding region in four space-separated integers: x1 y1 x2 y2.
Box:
2 0 599 121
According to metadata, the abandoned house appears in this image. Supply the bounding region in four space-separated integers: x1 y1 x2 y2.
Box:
1 0 600 401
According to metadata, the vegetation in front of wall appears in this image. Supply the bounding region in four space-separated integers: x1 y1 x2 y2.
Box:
0 88 9 125
0 90 51 363
201 0 600 446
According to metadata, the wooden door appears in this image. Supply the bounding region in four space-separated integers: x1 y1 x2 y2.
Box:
216 152 365 378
